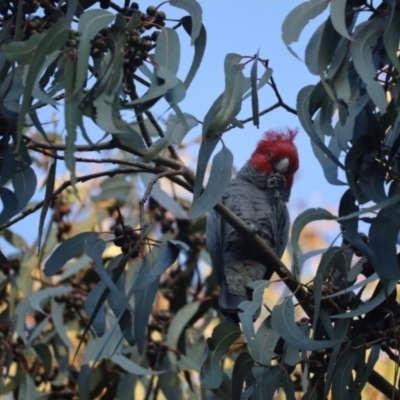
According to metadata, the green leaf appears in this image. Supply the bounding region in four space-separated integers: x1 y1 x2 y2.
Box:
291 208 335 258
282 0 329 56
3 33 44 64
29 286 73 313
353 344 380 398
204 54 245 138
171 0 203 44
16 19 69 147
297 85 344 169
350 19 388 113
75 9 115 93
333 279 397 318
0 145 15 187
183 23 206 89
368 207 400 280
312 273 322 335
192 136 219 204
133 255 160 354
64 56 79 188
200 322 241 389
0 188 19 226
51 298 75 350
242 66 273 101
190 146 233 218
253 366 282 400
383 11 400 74
331 351 357 400
253 316 280 365
154 27 180 76
359 165 387 204
238 280 270 355
330 0 352 40
110 353 165 376
231 352 254 400
33 343 52 378
305 21 326 75
131 243 180 290
142 112 198 162
272 297 340 350
91 176 132 203
44 232 98 276
38 159 56 252
84 282 106 336
85 237 133 312
250 52 259 128
166 301 201 370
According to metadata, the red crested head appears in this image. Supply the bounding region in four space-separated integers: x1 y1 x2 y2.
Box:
248 128 299 189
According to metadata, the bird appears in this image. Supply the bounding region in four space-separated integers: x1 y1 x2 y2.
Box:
206 129 299 320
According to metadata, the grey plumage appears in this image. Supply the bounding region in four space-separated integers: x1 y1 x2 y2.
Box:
206 163 291 318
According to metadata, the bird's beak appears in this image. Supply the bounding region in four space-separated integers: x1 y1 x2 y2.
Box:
274 158 289 174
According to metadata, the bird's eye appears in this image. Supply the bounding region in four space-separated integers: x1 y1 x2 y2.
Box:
267 152 273 159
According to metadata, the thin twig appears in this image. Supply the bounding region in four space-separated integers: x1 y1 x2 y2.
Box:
0 167 150 231
139 169 184 229
269 76 297 115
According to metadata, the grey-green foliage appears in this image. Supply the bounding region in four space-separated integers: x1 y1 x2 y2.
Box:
0 0 399 398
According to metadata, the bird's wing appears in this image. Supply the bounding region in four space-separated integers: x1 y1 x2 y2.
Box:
205 208 224 286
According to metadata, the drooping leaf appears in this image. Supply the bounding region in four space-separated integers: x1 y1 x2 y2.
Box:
297 85 344 169
11 166 37 214
190 146 233 218
3 33 45 64
75 9 115 93
133 255 159 355
383 11 400 74
44 232 98 276
282 0 329 57
231 352 254 400
238 280 270 355
200 322 241 389
142 112 198 162
29 286 73 313
204 54 245 138
84 282 107 337
330 0 353 40
331 350 357 400
250 52 259 128
368 207 400 280
183 23 207 89
131 242 180 290
51 298 75 350
192 136 219 204
0 188 19 226
37 159 56 252
253 316 280 365
333 279 397 318
17 20 69 146
85 237 132 312
167 301 201 370
171 0 203 44
272 297 340 350
110 353 165 376
351 19 388 113
154 27 180 75
252 366 282 400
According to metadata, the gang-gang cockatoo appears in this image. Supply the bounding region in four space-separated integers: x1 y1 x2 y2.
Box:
206 129 299 319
